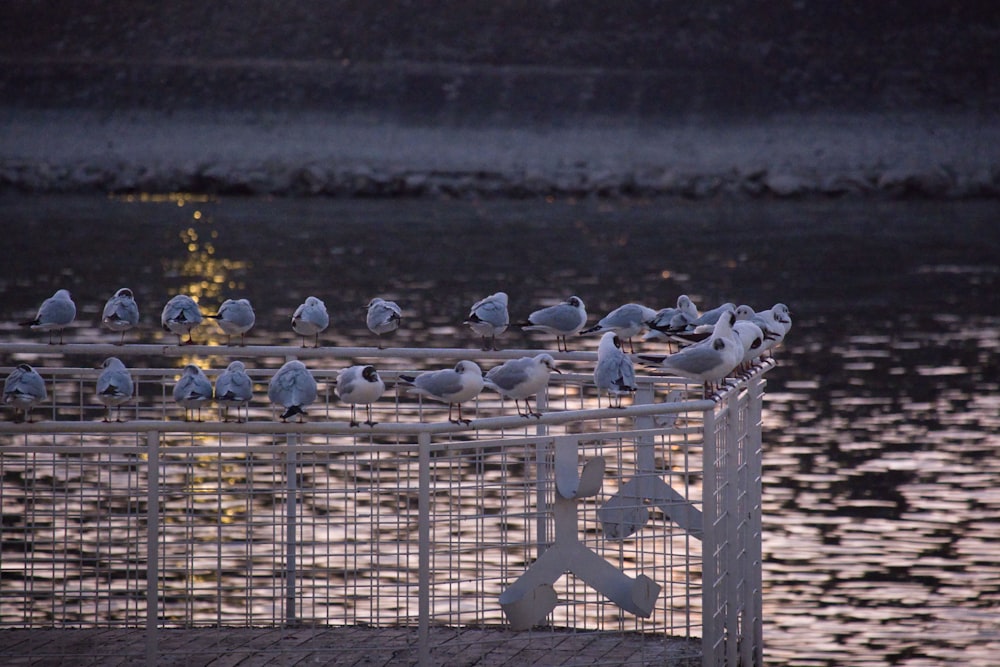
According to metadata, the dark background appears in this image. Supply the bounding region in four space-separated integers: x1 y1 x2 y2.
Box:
4 1 998 120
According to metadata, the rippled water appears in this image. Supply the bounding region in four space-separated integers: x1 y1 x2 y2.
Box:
1 194 998 665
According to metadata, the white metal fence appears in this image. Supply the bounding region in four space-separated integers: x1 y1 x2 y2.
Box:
0 344 768 666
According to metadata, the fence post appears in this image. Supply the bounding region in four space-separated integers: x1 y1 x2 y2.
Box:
285 433 298 626
701 405 718 667
145 430 160 665
748 376 766 665
418 431 432 666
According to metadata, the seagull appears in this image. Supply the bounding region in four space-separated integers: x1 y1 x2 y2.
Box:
215 360 254 422
20 289 76 344
3 363 47 423
519 296 587 352
96 357 134 422
484 353 562 418
268 360 318 423
365 297 402 348
579 303 657 352
737 303 792 360
732 319 766 375
207 298 255 346
172 364 213 421
161 294 203 345
594 332 637 408
291 296 329 348
101 287 140 345
638 308 743 399
646 295 698 332
465 291 509 351
643 295 699 343
335 365 385 427
398 360 484 424
687 302 737 329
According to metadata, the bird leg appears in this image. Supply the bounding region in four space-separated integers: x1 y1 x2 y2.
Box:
364 404 377 427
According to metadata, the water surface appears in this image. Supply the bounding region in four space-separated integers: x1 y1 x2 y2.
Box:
1 194 998 665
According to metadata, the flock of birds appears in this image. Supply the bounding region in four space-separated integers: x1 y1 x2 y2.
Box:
3 288 792 424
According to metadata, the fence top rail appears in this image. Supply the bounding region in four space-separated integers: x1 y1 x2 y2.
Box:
0 343 602 363
0 397 717 437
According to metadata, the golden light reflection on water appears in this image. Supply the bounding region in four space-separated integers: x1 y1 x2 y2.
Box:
160 200 251 357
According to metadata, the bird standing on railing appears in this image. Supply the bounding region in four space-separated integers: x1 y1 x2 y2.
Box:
291 296 329 348
215 360 254 423
335 365 385 427
20 289 76 344
465 291 509 351
484 353 562 418
638 308 743 399
398 360 484 425
101 288 140 345
172 364 213 421
268 360 318 423
161 294 203 345
96 357 134 422
365 297 402 349
579 303 656 353
3 363 47 423
518 295 588 352
594 332 637 408
207 298 256 346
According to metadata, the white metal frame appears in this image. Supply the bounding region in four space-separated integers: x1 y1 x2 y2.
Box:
0 344 769 666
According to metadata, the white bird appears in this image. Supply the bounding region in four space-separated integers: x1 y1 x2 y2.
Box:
398 360 484 424
101 287 140 344
594 332 637 408
732 319 766 374
291 296 329 348
465 291 509 351
638 308 743 399
687 302 737 329
172 364 213 421
519 295 588 352
335 365 385 427
484 353 562 418
207 298 255 346
737 303 792 359
268 360 318 423
646 295 699 335
365 297 402 348
96 357 134 422
215 360 254 422
3 363 47 423
161 294 203 345
20 289 76 344
579 303 657 352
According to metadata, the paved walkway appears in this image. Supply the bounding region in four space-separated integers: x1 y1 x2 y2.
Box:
0 627 701 666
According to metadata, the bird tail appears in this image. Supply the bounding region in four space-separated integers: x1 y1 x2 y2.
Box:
280 405 306 420
398 374 416 384
637 354 667 364
578 324 602 335
19 319 38 327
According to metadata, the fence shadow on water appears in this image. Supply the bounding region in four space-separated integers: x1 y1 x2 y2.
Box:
0 344 770 666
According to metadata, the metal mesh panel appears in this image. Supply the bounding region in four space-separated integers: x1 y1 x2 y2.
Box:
1 346 769 665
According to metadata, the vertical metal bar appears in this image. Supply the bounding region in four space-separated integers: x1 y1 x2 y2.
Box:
700 405 718 667
145 431 160 666
748 376 766 666
724 395 741 667
417 431 432 667
534 389 551 555
285 433 298 626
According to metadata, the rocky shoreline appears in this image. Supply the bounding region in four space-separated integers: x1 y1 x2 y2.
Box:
2 109 997 199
